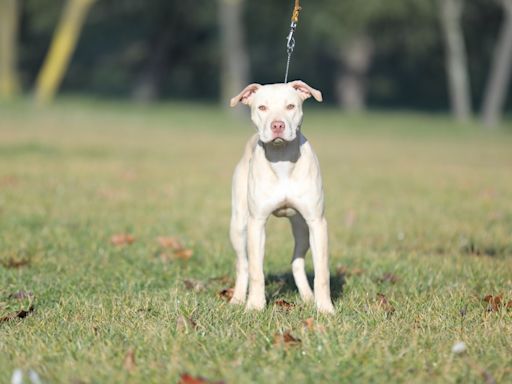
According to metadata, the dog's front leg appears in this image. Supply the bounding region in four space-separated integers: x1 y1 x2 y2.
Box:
308 217 335 314
246 216 266 311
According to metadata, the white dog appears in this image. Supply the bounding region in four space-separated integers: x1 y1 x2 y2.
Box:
229 81 334 314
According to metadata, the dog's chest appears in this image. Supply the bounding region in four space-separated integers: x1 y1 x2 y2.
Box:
269 160 295 180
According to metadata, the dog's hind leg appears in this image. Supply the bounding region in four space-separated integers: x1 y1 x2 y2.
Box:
290 214 314 302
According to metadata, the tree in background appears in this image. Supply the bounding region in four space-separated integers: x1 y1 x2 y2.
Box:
482 0 512 127
218 0 249 109
308 0 436 112
35 0 95 104
0 0 20 99
439 0 472 122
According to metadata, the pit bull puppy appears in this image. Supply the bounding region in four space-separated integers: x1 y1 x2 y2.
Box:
229 81 334 314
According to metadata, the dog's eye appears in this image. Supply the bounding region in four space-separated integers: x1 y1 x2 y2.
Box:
286 104 295 110
258 105 268 111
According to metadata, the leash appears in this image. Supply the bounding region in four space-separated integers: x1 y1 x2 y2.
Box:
284 0 301 83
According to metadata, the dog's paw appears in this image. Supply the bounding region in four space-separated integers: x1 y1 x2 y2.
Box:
316 301 335 314
245 298 266 311
229 296 246 305
300 291 315 303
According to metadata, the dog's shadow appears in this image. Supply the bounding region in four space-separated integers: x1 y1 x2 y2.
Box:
266 272 345 302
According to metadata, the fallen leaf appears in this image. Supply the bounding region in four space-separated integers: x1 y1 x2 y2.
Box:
273 330 301 347
111 234 135 246
1 291 35 322
303 317 314 330
274 299 295 310
376 293 395 315
0 175 18 188
302 318 327 333
176 315 197 332
377 273 400 284
460 304 468 318
483 294 503 312
208 275 233 285
183 279 206 292
174 248 193 260
123 348 136 373
482 370 497 384
2 258 30 269
336 265 365 277
179 373 225 384
8 291 33 300
218 288 234 301
0 305 34 322
506 300 512 309
157 236 183 250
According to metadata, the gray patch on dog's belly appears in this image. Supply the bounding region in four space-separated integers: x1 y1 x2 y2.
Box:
272 207 297 217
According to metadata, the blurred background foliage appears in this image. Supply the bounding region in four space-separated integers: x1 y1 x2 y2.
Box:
1 0 511 123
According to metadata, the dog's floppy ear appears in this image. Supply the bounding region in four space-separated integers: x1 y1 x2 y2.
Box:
289 80 323 102
230 83 261 107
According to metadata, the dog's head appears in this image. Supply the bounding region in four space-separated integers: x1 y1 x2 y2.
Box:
230 81 322 145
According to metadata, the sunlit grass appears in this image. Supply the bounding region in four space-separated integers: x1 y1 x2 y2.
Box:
1 100 511 383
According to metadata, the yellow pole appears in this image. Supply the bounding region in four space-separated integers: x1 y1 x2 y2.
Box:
35 0 95 105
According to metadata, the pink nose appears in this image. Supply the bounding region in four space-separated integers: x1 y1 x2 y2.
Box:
271 120 285 135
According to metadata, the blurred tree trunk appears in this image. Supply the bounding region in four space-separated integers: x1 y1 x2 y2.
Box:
336 34 373 112
132 30 173 103
0 0 20 99
439 0 472 122
218 0 249 110
481 0 512 128
35 0 95 105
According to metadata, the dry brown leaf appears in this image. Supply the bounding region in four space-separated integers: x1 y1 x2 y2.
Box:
377 273 400 284
123 348 136 373
274 299 295 310
208 275 233 285
483 294 504 312
179 373 225 384
303 317 315 330
506 300 512 309
2 258 31 269
376 293 395 315
482 370 497 384
1 290 35 322
218 288 234 301
336 265 365 277
183 279 206 292
273 330 301 347
8 290 33 300
157 236 183 250
176 315 197 332
0 175 18 188
111 234 135 246
302 318 326 332
0 305 34 322
174 248 193 260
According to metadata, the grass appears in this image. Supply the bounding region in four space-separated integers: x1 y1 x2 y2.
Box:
1 100 512 383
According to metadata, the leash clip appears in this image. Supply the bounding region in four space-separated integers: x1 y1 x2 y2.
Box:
286 22 297 54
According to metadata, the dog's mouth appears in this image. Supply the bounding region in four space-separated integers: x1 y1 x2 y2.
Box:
271 138 286 146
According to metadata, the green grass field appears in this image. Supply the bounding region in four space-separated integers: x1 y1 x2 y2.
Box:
1 100 512 383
